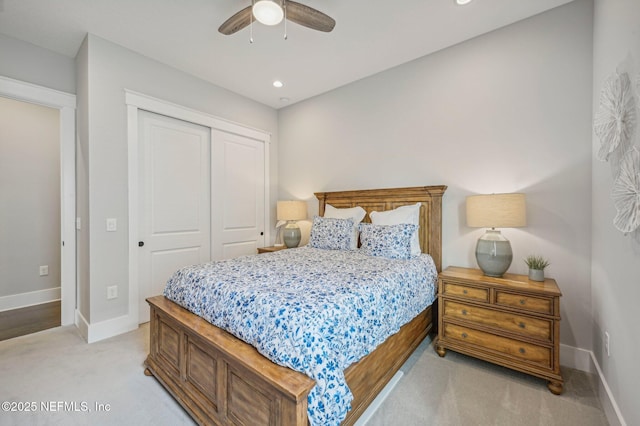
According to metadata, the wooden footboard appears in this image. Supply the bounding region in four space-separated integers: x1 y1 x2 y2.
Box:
145 295 432 426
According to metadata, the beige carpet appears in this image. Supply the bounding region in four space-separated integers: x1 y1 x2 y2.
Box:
0 324 608 425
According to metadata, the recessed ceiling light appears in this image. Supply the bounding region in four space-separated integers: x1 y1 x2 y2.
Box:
280 97 290 103
456 0 473 5
273 80 284 88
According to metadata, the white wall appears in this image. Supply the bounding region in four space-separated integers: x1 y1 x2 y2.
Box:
0 33 75 94
78 34 278 324
0 97 60 301
592 0 640 424
279 0 594 352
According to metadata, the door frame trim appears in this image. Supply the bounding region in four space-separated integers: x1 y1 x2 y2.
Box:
125 90 271 325
0 75 77 326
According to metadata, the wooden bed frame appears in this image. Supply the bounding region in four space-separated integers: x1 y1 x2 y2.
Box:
144 185 446 425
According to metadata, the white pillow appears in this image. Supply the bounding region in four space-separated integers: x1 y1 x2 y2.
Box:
369 203 421 256
324 204 367 249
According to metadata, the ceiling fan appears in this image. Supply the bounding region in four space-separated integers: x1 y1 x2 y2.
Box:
218 0 336 36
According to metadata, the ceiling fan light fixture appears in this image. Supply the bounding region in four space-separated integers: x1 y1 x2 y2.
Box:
253 0 284 26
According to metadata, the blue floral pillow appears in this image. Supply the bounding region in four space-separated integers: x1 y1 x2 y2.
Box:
308 216 355 250
359 223 418 260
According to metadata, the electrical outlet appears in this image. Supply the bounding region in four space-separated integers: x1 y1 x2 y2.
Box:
107 285 118 300
39 265 49 276
604 331 610 357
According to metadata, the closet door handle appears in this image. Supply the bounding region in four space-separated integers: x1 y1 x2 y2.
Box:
260 232 264 236
138 241 145 247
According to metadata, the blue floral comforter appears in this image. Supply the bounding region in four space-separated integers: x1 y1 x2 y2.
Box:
163 246 437 426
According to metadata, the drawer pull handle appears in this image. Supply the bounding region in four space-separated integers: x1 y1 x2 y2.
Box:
519 348 526 354
518 322 526 329
461 333 468 339
519 299 526 305
463 290 468 294
462 309 468 315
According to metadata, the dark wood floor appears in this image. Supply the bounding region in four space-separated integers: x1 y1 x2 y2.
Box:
0 301 61 341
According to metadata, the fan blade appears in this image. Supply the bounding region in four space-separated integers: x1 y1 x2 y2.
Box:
218 6 252 35
286 1 335 32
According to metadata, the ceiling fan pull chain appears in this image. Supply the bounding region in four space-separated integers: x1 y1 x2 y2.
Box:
283 0 288 40
250 0 255 44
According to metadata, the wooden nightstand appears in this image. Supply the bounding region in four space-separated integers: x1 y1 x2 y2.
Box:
257 245 288 254
435 266 563 394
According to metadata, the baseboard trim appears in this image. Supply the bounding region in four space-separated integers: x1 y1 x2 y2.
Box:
560 343 594 373
560 344 626 426
590 351 627 426
75 310 137 344
0 287 61 312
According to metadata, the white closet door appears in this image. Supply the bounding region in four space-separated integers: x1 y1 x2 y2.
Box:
211 129 265 260
138 110 211 323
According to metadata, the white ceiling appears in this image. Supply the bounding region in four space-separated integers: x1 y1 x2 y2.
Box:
0 0 575 108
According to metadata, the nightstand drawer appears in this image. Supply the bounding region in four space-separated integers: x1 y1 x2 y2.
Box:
443 300 552 341
495 291 553 315
443 323 552 368
442 282 489 302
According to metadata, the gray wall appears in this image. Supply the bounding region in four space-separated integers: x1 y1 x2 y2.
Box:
278 0 594 352
592 0 640 424
75 37 90 320
79 34 279 323
0 33 75 94
0 32 75 312
0 96 60 298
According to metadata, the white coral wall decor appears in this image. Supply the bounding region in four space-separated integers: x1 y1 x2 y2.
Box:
594 71 637 162
611 147 640 234
595 54 640 237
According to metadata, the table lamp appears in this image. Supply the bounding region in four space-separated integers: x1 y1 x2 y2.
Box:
276 200 307 248
466 193 526 277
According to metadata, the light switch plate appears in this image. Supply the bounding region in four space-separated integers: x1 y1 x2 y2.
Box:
106 218 117 232
107 285 118 300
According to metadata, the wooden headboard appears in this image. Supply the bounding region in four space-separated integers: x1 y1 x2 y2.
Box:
314 185 447 272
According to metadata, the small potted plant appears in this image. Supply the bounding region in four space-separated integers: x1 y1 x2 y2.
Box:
524 255 550 282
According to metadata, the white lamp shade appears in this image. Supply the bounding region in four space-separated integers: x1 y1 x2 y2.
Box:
253 0 284 26
466 193 527 228
277 200 307 221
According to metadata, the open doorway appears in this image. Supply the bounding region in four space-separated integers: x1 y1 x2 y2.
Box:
0 97 61 339
0 76 76 339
